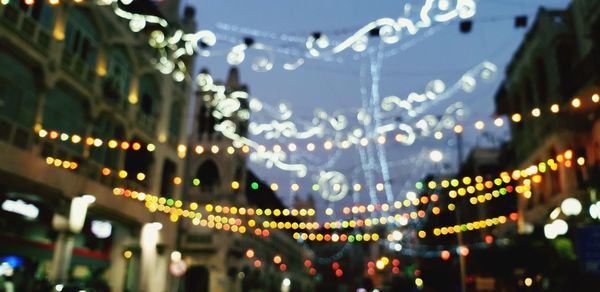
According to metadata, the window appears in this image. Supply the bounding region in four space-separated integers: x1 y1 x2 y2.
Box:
64 9 98 65
139 74 160 116
43 85 88 153
104 48 132 100
195 160 220 192
0 49 37 127
90 115 123 169
15 0 54 28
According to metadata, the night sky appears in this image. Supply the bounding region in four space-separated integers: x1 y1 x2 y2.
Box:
187 0 571 216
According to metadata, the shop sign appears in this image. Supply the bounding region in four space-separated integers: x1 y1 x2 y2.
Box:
1 199 39 219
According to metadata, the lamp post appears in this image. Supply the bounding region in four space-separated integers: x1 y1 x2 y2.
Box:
49 194 95 284
453 125 467 292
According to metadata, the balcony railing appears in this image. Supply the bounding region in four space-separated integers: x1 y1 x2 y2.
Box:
60 49 98 89
0 117 34 150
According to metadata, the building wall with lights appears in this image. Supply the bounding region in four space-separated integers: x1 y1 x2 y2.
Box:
494 1 600 230
0 1 195 291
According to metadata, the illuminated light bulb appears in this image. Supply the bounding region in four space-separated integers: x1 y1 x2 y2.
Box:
291 183 299 191
377 135 386 144
121 142 130 150
530 108 540 117
241 145 250 153
415 278 423 287
49 0 59 6
211 145 219 154
195 145 204 154
359 138 369 147
38 129 48 138
395 133 404 142
93 138 102 147
433 131 444 140
571 97 581 108
376 183 384 192
323 140 333 150
494 117 504 127
306 143 315 151
71 135 81 144
272 144 282 152
353 183 361 192
273 255 282 264
132 142 141 151
429 150 443 162
136 173 145 181
550 104 560 113
270 183 279 191
118 170 127 178
173 177 182 185
564 150 573 160
593 94 600 103
288 143 297 152
325 208 333 216
441 250 451 261
454 125 464 134
418 230 426 238
474 120 485 130
511 113 522 123
577 157 585 166
231 181 240 190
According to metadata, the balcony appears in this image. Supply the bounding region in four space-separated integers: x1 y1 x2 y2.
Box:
0 4 52 53
101 78 129 114
60 49 98 90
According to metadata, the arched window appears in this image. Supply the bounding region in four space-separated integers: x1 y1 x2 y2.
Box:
195 160 220 192
65 8 98 65
103 47 132 105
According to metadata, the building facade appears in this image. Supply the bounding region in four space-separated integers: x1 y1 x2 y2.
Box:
180 68 314 292
495 1 600 230
494 0 600 289
0 1 194 291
